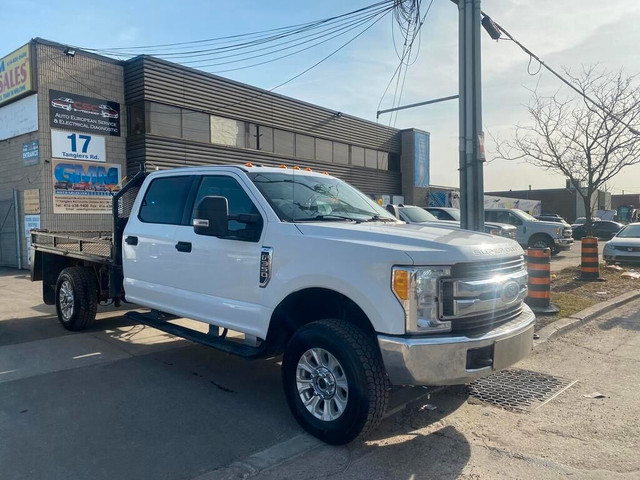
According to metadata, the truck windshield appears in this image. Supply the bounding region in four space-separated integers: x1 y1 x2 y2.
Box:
248 172 397 223
513 209 537 221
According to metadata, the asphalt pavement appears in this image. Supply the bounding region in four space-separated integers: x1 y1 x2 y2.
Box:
1 267 638 479
550 241 605 272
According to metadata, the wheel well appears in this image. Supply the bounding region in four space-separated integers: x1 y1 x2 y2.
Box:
264 288 375 356
528 233 554 246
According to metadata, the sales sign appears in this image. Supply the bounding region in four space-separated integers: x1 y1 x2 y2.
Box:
51 129 106 162
49 89 120 137
414 130 430 188
24 214 40 266
0 44 33 107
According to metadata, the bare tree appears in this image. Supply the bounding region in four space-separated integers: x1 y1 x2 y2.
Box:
495 67 640 234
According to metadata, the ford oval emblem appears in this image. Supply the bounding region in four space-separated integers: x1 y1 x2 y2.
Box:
501 280 521 304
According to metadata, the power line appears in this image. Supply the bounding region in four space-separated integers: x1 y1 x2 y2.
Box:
77 1 394 56
484 12 640 136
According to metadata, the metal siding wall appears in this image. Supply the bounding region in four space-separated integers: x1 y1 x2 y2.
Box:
127 136 400 195
124 57 400 153
37 43 127 236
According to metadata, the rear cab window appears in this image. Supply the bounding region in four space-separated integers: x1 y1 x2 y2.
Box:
139 176 196 225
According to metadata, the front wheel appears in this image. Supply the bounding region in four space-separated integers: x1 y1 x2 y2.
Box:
282 319 389 445
55 267 98 331
528 235 552 250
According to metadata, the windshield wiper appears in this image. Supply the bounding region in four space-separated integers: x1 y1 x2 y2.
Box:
294 214 359 222
362 214 396 223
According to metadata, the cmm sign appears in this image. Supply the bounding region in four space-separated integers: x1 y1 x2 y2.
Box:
0 44 33 106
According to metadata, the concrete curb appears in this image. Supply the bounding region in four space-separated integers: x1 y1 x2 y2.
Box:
534 289 640 346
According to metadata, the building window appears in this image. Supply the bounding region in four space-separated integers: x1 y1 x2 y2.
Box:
274 129 295 156
351 146 365 167
333 142 349 164
315 138 333 162
377 151 389 170
249 124 274 152
182 110 210 142
296 134 315 160
128 102 145 136
149 102 181 138
211 115 246 148
389 153 400 172
365 148 377 169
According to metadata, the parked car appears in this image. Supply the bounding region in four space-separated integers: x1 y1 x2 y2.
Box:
603 223 640 264
572 220 624 240
425 206 517 239
571 216 600 228
485 208 573 254
31 166 534 445
92 183 107 192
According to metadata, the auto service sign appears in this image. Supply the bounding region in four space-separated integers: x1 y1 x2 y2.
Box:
0 44 33 106
51 159 121 214
49 89 121 136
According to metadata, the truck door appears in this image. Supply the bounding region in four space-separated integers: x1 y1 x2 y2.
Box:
122 175 198 308
170 173 269 336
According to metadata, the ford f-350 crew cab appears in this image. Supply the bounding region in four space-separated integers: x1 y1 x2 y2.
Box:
31 165 535 445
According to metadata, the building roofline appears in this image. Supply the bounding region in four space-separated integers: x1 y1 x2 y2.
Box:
32 38 124 66
126 54 401 134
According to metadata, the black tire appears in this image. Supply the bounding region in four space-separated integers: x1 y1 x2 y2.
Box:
282 319 389 445
55 267 98 331
528 235 552 250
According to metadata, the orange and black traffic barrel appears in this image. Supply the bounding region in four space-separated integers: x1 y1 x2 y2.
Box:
525 247 559 314
580 237 601 281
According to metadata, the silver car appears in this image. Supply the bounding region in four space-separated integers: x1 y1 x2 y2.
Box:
603 223 640 264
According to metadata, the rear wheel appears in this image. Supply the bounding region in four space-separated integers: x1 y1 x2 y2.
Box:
55 267 98 331
282 319 389 445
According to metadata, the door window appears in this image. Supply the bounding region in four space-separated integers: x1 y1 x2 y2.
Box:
191 176 263 241
139 176 195 225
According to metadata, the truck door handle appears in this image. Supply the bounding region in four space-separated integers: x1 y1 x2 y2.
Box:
175 241 192 253
125 236 138 246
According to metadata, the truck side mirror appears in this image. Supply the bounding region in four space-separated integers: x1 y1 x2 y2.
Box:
193 196 229 237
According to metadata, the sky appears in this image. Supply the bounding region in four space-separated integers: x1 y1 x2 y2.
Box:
4 0 640 194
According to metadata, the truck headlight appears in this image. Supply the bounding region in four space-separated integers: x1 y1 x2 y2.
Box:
555 227 562 236
392 266 452 334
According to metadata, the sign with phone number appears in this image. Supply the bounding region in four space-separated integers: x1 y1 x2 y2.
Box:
51 129 106 162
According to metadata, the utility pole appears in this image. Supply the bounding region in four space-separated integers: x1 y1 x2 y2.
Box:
457 0 485 231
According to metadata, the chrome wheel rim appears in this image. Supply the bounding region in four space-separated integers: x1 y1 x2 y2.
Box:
59 280 74 320
532 240 549 248
296 348 348 421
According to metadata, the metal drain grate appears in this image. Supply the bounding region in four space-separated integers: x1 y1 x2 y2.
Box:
468 368 577 412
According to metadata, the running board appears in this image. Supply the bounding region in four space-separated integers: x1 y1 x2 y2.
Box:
125 311 265 358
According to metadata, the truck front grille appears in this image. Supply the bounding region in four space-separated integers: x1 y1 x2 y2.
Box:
441 256 527 334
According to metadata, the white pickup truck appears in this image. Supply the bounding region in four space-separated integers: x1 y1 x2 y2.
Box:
485 208 573 254
31 165 534 445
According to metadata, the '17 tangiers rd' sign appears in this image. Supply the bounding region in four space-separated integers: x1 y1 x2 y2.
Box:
0 44 33 106
49 89 121 137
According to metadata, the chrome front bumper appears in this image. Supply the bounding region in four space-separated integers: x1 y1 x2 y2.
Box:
378 305 535 386
555 237 574 250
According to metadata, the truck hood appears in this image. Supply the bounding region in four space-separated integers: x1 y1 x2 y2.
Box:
295 222 524 265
